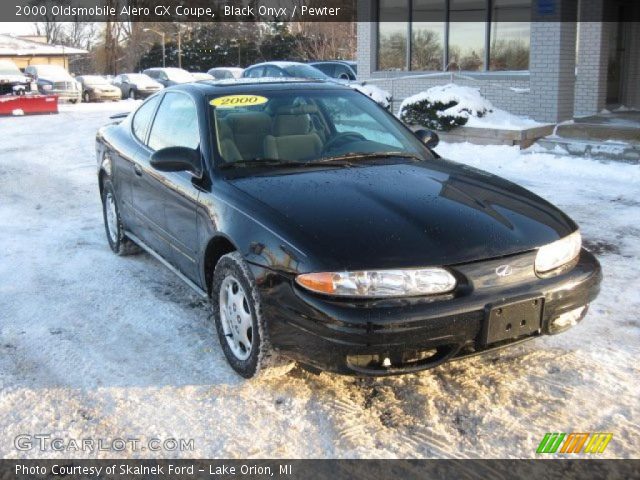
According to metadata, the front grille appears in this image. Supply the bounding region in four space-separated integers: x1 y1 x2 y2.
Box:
53 81 74 90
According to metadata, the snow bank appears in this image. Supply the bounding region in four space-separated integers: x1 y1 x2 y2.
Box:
352 83 391 109
398 83 543 131
398 83 493 120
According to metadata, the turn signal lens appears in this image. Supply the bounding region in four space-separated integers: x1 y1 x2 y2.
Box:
296 268 457 298
535 230 582 273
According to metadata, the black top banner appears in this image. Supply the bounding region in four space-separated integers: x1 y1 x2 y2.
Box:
3 0 640 23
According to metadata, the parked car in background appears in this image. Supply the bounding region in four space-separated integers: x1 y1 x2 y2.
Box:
112 73 163 99
24 64 81 103
0 59 35 95
207 67 244 80
309 61 357 81
242 62 336 82
76 75 122 102
191 72 214 81
142 67 195 87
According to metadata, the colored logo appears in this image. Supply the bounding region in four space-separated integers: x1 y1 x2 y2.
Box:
495 264 513 277
536 432 612 454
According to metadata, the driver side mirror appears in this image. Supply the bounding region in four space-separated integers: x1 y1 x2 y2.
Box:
150 146 201 173
415 129 439 149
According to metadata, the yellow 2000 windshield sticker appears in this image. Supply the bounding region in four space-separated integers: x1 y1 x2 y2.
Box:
210 95 268 108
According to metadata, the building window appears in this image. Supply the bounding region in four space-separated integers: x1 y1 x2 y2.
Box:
376 0 530 72
489 0 531 70
378 0 409 70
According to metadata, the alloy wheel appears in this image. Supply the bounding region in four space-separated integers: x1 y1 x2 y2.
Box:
104 192 118 244
219 275 253 361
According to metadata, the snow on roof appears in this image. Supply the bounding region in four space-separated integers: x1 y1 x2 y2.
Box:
0 34 87 56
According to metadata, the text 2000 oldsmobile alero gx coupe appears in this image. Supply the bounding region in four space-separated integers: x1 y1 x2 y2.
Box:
96 79 601 378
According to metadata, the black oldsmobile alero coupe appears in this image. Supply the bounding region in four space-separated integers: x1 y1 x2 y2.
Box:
96 79 601 378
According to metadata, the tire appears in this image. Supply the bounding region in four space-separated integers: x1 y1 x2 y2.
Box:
211 252 295 379
101 179 140 256
83 91 91 103
69 99 78 104
129 89 137 100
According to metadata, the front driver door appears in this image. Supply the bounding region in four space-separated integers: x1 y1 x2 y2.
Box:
142 91 202 281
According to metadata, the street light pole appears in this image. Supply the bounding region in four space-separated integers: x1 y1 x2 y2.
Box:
177 30 182 69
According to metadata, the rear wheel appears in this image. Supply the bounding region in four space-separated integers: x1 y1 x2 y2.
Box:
211 252 294 379
101 179 140 256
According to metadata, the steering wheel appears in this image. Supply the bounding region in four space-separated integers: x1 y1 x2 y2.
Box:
322 132 366 154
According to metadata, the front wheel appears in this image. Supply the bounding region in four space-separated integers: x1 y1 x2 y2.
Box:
101 179 140 256
211 252 294 379
83 91 91 103
129 89 137 100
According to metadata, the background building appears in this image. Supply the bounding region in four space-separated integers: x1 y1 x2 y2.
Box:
357 0 640 122
0 34 87 70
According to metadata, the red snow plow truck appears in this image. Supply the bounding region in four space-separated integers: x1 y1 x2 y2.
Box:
0 60 58 116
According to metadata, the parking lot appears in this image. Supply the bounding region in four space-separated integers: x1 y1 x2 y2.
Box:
0 101 638 458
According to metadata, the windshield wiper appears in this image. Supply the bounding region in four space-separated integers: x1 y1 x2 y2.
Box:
319 152 423 163
218 159 309 169
219 158 355 169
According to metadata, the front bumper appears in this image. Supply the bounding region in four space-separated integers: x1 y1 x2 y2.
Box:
43 89 81 102
91 91 122 101
249 248 602 376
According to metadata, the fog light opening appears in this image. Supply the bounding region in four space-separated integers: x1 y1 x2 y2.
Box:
549 306 587 334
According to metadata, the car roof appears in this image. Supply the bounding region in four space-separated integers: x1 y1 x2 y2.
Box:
164 78 350 96
246 61 306 69
144 67 187 72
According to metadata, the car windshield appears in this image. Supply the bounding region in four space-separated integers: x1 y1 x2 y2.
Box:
283 64 330 80
166 69 195 82
210 89 431 168
82 75 109 85
0 60 21 75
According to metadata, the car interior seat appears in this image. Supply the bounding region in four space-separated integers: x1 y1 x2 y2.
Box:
216 119 242 162
225 112 272 160
263 105 323 161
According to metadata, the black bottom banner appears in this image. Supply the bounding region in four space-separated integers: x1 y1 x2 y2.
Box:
1 459 638 480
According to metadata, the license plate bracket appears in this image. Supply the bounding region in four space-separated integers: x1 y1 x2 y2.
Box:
483 297 543 345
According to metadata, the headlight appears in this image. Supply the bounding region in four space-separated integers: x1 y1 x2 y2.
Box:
535 230 581 273
296 268 457 297
42 84 52 91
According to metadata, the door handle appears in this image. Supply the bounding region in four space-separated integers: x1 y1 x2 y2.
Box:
134 164 143 176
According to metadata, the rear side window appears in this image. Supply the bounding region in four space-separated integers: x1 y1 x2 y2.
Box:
132 95 161 143
148 92 200 152
246 67 263 78
314 64 334 76
265 66 285 77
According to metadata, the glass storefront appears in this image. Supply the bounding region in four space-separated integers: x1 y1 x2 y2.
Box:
377 0 531 72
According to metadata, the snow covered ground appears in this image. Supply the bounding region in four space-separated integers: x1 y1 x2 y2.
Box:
0 102 638 459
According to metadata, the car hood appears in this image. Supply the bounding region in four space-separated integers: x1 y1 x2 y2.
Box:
0 74 29 83
228 160 577 271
